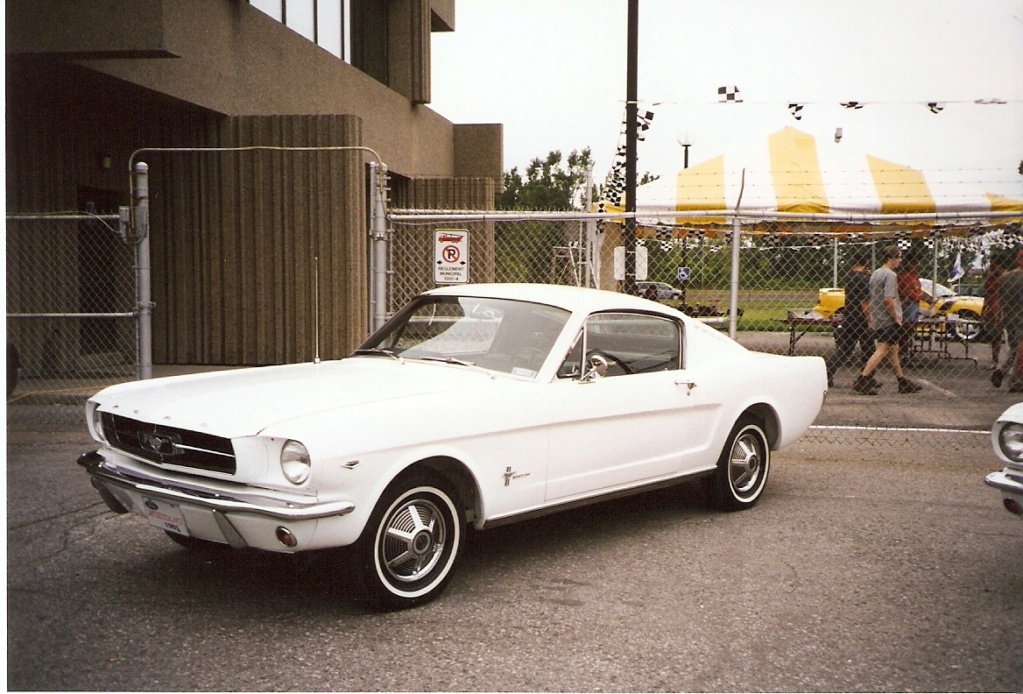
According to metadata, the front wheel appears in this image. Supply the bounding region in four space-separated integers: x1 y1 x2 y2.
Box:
358 471 464 610
710 417 771 511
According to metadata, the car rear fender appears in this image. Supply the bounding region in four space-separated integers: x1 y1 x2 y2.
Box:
740 403 780 449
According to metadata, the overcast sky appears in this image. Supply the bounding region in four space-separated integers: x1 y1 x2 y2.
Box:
431 0 1023 198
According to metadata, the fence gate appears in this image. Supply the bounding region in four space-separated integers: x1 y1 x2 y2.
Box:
7 213 138 430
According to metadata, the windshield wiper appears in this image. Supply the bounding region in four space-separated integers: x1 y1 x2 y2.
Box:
419 356 477 367
351 348 403 362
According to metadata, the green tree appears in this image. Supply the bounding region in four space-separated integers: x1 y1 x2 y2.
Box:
494 148 662 283
494 149 592 283
496 149 595 211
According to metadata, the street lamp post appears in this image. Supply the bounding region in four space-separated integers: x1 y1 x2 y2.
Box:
623 0 639 295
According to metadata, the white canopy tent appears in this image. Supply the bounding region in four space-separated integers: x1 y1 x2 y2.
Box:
627 126 1022 227
591 127 1022 335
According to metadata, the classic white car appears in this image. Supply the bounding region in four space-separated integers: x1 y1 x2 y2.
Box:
79 284 827 609
984 403 1023 518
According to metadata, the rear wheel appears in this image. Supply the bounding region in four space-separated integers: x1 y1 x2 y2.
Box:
710 417 770 511
358 471 464 610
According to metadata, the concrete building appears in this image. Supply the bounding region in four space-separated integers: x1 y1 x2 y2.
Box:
6 0 503 369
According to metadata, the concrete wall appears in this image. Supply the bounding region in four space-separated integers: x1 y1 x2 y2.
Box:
5 0 503 367
6 0 501 181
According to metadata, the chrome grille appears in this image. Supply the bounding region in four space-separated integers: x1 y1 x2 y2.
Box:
101 412 236 475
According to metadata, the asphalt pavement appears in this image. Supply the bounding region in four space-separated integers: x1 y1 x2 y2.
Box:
5 407 1023 692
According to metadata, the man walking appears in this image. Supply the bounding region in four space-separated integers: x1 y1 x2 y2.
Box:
997 248 1023 393
853 245 922 395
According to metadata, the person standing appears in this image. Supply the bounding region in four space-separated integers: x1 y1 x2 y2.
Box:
826 250 874 388
853 245 922 395
996 248 1023 393
984 252 1008 385
896 253 923 361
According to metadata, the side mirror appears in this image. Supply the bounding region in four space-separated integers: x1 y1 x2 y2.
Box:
580 353 609 383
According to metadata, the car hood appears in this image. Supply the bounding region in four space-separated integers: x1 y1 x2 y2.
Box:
92 359 496 439
998 402 1023 426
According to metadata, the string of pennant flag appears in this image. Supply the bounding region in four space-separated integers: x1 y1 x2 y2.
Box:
598 107 657 212
713 85 1010 120
637 228 1023 253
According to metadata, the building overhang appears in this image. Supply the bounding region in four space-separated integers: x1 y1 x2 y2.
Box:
6 0 182 59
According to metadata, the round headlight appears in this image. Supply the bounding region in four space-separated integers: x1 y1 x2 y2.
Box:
281 440 311 485
90 404 107 443
999 423 1023 463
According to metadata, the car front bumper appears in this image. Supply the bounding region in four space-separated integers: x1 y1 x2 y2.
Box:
985 468 1023 517
78 450 357 551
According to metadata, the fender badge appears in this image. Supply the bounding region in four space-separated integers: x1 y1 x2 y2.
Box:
503 467 530 486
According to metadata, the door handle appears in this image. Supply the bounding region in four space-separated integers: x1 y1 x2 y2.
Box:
674 379 696 393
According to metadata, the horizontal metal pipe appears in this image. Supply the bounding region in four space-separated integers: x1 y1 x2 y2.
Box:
7 312 136 319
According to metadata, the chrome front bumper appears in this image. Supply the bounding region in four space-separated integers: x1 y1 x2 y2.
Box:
77 450 355 549
985 468 1023 497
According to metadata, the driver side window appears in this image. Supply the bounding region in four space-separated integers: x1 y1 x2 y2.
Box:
559 312 682 379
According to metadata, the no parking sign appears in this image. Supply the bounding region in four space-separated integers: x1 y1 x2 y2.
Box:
434 229 469 284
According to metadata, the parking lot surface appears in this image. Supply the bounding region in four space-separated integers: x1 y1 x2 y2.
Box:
6 408 1022 692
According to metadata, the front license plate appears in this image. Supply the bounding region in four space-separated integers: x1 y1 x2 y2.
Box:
143 497 189 536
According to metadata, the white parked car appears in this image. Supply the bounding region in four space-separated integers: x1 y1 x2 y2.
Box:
985 403 1023 518
636 281 683 302
79 284 827 609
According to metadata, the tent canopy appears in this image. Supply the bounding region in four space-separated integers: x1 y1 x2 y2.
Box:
615 127 1022 229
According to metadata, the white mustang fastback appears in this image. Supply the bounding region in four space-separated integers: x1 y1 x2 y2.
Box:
80 284 827 609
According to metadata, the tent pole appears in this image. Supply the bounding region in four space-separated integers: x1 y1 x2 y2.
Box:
833 237 839 287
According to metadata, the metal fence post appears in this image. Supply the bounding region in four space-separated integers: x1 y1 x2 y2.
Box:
728 215 741 339
134 161 153 380
369 162 389 332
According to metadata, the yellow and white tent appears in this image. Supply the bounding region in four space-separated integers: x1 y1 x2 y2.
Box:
622 127 1022 232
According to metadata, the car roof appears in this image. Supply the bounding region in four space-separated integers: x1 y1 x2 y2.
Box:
424 283 676 316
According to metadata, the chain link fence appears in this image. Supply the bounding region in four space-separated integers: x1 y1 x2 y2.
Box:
6 214 138 431
8 205 1018 446
388 210 1023 446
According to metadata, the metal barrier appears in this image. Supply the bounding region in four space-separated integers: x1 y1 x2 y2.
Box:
6 213 137 429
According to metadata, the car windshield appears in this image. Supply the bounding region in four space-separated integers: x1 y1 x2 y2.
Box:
357 295 572 378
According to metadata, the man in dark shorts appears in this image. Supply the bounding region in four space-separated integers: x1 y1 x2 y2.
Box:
853 245 922 395
826 250 874 388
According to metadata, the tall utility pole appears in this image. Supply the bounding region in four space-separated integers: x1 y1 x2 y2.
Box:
623 0 639 295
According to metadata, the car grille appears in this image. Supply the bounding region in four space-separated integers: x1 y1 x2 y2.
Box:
101 412 236 475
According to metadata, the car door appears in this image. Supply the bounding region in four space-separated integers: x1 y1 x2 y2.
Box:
544 311 695 502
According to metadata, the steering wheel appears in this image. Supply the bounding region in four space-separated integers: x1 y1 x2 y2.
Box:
588 350 633 375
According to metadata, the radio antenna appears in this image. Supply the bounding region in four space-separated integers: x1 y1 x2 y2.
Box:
313 256 321 364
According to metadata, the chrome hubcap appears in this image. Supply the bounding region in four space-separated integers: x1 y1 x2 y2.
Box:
729 432 762 496
380 499 447 584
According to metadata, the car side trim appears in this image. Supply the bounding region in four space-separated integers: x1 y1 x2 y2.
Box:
77 450 356 521
480 467 716 529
